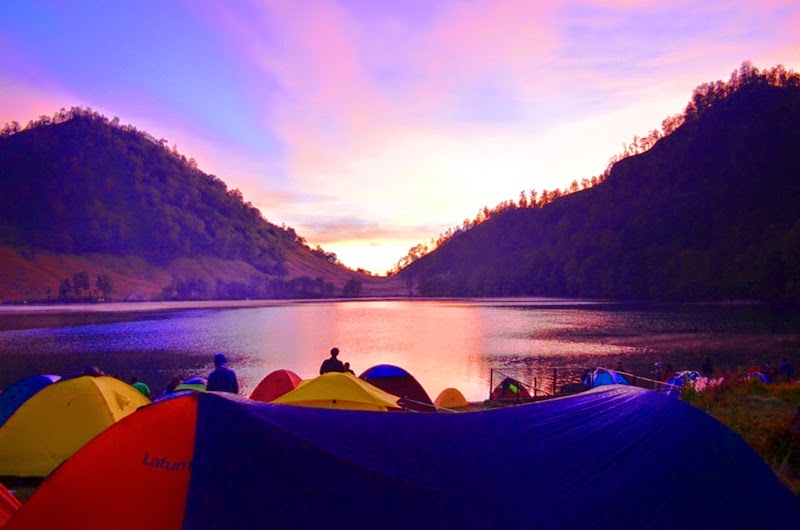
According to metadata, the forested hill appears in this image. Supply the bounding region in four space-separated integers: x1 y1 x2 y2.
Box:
0 111 403 302
400 82 800 301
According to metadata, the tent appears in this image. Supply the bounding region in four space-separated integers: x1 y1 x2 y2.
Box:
359 364 435 412
490 376 532 400
0 374 60 427
6 386 800 530
0 483 20 529
174 383 206 392
584 368 630 388
272 372 401 411
0 375 150 477
249 369 302 403
176 377 207 392
663 370 702 396
433 387 469 409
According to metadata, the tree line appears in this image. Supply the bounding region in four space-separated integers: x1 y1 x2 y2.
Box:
54 271 114 302
397 62 800 301
161 276 362 300
389 62 800 275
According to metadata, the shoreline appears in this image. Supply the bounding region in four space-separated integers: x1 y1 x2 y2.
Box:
0 296 782 315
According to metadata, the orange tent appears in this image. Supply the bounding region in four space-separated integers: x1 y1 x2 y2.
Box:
434 387 469 410
249 369 302 402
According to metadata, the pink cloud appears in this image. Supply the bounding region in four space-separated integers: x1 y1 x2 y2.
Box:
0 38 73 125
147 1 800 273
421 1 560 82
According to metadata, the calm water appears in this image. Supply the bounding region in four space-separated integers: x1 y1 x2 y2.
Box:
1 299 798 402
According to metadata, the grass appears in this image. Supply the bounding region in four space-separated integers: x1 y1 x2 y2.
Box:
682 375 800 495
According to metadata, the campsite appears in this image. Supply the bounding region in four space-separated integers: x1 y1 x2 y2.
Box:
2 3 800 526
2 359 800 529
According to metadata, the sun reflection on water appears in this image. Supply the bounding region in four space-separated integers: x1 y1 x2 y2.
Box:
0 300 798 403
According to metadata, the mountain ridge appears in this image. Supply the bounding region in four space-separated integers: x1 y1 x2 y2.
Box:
400 81 800 302
0 112 404 302
1 66 798 303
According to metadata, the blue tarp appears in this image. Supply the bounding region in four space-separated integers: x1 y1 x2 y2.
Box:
0 374 60 427
183 386 800 529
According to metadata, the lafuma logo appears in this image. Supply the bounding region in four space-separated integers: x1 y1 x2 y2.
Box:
142 452 192 471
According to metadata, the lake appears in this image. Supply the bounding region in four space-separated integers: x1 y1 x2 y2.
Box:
1 298 798 402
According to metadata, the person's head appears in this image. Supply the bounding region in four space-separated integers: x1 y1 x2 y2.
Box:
330 347 339 357
84 365 103 377
344 362 350 369
214 353 227 367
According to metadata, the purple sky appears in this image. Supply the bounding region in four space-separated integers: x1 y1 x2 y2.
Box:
2 1 798 274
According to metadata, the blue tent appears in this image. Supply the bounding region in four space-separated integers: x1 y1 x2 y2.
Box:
663 370 702 396
8 386 800 529
359 364 435 412
0 374 60 427
584 368 629 388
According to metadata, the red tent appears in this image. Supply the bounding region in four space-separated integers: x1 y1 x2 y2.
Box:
6 396 194 530
249 369 302 403
490 377 532 401
1 482 21 527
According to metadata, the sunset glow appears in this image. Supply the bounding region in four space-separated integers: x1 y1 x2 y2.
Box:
1 1 798 274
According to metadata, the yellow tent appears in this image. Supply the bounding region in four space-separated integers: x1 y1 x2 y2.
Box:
434 387 469 410
0 375 150 477
272 372 402 411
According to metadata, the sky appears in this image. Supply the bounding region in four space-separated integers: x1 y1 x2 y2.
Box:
1 1 798 275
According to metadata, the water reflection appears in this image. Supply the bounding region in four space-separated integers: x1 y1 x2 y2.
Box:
0 300 798 402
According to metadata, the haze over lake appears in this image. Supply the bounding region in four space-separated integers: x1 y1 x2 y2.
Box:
1 299 798 402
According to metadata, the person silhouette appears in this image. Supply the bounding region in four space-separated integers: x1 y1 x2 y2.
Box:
207 353 239 394
320 347 346 374
156 376 182 400
778 356 794 382
701 356 713 377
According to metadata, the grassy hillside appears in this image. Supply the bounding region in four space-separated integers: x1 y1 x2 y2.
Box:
0 109 405 302
0 246 405 302
683 377 800 495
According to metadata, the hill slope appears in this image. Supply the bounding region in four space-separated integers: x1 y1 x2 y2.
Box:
0 112 403 302
401 82 800 301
